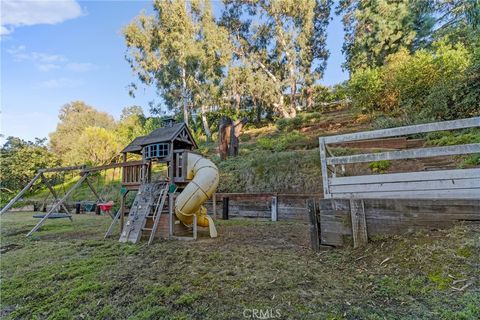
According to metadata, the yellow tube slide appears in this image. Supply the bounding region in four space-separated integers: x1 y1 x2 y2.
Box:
174 153 219 237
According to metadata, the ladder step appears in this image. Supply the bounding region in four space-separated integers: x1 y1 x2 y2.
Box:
142 228 153 231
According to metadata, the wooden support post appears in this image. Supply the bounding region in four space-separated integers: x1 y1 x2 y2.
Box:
222 197 229 220
319 138 330 198
120 190 128 233
271 196 278 221
212 193 217 219
169 193 174 237
40 173 72 219
192 214 197 240
350 199 368 248
26 173 89 237
0 172 42 215
104 207 123 239
85 178 103 202
307 199 320 251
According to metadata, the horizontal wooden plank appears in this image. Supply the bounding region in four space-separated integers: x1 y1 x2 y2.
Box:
330 137 409 150
327 143 480 165
322 117 480 144
330 189 480 199
330 178 480 194
39 165 86 173
318 198 480 247
330 168 480 186
82 160 144 173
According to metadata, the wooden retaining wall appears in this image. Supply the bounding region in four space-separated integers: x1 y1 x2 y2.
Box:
204 193 317 221
308 198 480 250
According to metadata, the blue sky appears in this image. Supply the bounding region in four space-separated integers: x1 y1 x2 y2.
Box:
1 0 348 142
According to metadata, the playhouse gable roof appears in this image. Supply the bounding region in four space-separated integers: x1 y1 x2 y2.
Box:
121 122 197 154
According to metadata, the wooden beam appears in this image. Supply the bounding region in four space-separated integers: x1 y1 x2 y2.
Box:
330 178 480 194
85 177 103 202
81 161 143 173
327 143 480 165
104 207 122 239
319 138 330 198
330 168 480 185
330 189 480 200
26 173 89 237
222 197 229 220
350 199 367 248
0 172 42 215
323 117 479 144
271 196 278 221
40 173 72 219
38 165 86 173
307 199 320 251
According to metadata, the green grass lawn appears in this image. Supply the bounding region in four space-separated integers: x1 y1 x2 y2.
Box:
1 212 479 319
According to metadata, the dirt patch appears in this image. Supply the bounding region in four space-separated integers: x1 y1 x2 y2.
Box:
3 228 32 237
38 230 103 241
0 244 23 254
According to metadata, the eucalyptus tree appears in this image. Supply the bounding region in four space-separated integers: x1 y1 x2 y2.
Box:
337 0 420 72
336 0 479 73
221 0 332 118
123 0 231 139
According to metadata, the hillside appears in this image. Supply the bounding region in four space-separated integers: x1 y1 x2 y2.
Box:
16 105 479 207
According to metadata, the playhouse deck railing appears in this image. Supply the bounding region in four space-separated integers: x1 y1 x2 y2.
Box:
319 117 480 200
121 161 145 186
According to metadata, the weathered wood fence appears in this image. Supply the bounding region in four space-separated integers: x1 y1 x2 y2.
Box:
204 193 319 222
312 117 480 249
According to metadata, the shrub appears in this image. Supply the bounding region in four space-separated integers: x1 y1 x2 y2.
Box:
257 131 312 152
275 112 323 131
369 160 391 174
348 67 384 113
348 40 478 121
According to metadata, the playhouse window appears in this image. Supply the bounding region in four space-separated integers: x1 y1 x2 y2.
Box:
144 143 169 159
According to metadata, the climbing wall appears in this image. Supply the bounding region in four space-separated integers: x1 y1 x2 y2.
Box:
119 183 163 243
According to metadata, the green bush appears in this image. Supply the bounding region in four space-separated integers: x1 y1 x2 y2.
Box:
369 160 391 174
426 129 480 146
275 112 323 131
348 41 479 121
257 131 312 152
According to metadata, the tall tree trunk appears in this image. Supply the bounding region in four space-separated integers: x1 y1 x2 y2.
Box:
305 86 314 110
235 90 241 112
218 117 232 160
200 105 212 141
228 118 248 157
181 66 189 126
290 78 297 110
274 95 295 118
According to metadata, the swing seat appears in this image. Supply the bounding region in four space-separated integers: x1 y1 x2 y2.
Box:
33 213 72 219
98 201 114 212
82 202 96 212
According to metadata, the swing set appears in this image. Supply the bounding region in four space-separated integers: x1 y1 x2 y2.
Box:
0 162 124 237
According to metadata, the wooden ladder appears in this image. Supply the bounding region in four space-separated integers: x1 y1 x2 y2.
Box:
143 183 169 245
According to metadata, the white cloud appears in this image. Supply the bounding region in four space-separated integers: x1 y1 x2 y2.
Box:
0 25 13 35
1 0 84 35
37 63 61 72
38 77 83 89
66 62 95 72
7 45 95 73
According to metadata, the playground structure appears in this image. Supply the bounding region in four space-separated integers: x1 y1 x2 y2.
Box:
1 121 219 244
310 117 480 249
